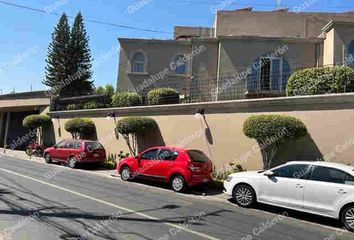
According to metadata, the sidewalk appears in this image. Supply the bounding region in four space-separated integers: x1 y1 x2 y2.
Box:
0 148 230 204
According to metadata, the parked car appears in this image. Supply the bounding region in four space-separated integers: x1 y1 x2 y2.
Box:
224 161 354 231
43 140 106 168
117 146 213 192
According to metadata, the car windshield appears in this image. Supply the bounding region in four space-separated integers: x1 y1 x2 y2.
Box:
187 150 210 162
85 142 103 151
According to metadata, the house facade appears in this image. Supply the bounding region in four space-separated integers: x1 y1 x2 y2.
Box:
117 9 354 102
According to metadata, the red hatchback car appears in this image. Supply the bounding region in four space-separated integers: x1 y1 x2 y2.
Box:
117 146 213 192
43 140 106 168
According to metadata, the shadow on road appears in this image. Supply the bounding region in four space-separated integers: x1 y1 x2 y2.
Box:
227 198 343 230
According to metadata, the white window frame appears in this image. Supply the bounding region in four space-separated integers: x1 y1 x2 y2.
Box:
258 57 283 91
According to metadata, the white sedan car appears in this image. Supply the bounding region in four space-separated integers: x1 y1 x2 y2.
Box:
224 161 354 231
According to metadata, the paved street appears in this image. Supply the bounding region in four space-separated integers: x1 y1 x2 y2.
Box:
0 155 352 240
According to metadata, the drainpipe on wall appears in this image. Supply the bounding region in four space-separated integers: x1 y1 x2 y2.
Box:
216 40 221 101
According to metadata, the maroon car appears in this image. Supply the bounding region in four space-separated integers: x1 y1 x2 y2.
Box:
43 140 106 168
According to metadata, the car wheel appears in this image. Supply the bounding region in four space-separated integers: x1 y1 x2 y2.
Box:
120 166 133 181
44 153 52 164
170 175 186 193
341 205 354 232
68 157 77 169
233 184 256 208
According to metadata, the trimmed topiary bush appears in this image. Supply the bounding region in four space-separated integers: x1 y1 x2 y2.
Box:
147 87 179 105
111 92 141 107
64 118 96 139
286 66 354 96
116 117 158 155
22 114 51 145
243 114 307 170
23 114 51 130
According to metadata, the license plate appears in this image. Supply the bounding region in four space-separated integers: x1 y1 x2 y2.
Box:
203 178 209 183
93 153 99 158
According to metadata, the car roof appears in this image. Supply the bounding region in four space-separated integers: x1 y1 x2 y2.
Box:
146 146 190 152
60 139 98 143
285 161 354 173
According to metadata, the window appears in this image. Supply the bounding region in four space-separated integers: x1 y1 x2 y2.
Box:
85 142 103 152
131 52 146 73
66 141 74 149
74 142 82 149
56 141 67 148
173 55 186 75
272 164 312 179
348 41 354 67
260 58 271 90
157 149 178 161
345 174 354 185
259 57 282 91
310 166 348 184
140 149 159 160
187 150 210 163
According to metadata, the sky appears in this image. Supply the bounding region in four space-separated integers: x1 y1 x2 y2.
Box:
0 0 353 94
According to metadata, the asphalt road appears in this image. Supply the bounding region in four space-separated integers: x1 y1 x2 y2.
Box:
0 155 353 240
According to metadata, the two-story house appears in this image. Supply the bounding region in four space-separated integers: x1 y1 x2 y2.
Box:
117 8 354 102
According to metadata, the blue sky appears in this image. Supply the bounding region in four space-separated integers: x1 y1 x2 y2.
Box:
0 0 352 94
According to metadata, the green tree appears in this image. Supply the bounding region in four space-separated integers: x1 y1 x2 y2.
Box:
243 115 307 170
43 14 71 96
66 12 94 96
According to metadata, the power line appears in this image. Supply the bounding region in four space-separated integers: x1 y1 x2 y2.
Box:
0 0 172 34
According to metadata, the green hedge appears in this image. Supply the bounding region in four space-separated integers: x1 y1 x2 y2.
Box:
23 114 51 129
286 66 354 96
111 92 141 107
243 114 307 141
147 88 179 105
116 117 157 135
64 118 96 138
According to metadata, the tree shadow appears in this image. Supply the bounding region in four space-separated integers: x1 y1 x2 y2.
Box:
271 134 323 168
137 126 166 152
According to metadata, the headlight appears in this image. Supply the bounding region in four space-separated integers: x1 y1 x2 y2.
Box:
225 176 233 182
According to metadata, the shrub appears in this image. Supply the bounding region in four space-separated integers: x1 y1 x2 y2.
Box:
286 66 354 96
83 101 99 109
23 114 51 145
116 117 158 155
243 114 307 169
65 103 83 111
95 84 115 96
111 92 141 107
147 88 179 105
64 118 96 139
213 163 246 181
23 114 51 130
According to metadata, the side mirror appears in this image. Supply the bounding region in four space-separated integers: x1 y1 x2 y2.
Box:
264 171 275 177
54 145 58 149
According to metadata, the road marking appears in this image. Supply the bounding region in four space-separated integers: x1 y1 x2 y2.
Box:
0 167 221 240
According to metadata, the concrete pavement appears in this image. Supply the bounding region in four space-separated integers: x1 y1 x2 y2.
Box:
0 155 352 240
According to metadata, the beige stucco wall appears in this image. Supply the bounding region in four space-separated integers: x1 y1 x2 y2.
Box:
216 11 354 38
49 94 354 172
323 28 335 66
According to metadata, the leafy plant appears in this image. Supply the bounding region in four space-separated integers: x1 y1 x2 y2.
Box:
96 84 115 96
64 118 96 139
243 114 307 170
111 91 141 107
65 103 82 110
213 163 246 181
147 87 179 105
286 66 354 96
22 114 51 143
116 117 158 155
83 101 99 109
118 151 130 161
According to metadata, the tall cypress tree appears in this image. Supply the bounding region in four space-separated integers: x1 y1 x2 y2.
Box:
43 14 70 95
66 12 94 96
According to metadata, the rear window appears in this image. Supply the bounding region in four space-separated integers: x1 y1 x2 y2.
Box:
187 150 210 162
85 142 103 152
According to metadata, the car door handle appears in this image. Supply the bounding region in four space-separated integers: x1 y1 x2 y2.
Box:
295 184 304 189
338 189 347 194
167 165 173 168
